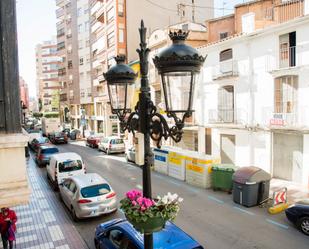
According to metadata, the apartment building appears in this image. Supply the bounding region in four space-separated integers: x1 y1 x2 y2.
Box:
90 0 214 135
197 0 309 186
35 39 61 112
19 76 29 109
56 0 80 126
148 21 208 150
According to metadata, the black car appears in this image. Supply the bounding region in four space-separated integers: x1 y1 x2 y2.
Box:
285 200 309 235
35 145 59 167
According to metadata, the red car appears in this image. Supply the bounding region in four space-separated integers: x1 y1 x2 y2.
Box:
49 132 68 144
86 135 103 148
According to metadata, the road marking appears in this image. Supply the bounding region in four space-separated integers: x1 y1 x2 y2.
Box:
233 206 255 216
266 219 289 229
136 184 143 190
208 195 224 204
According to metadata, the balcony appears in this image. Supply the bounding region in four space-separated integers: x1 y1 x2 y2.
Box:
208 108 248 125
56 7 65 19
262 107 309 129
212 59 238 80
276 0 304 23
56 0 69 7
279 46 296 68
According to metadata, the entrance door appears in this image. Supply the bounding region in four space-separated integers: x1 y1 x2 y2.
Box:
273 133 303 183
220 134 235 164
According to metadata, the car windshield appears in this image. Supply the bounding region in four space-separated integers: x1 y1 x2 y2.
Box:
58 160 82 173
42 148 59 154
80 184 111 198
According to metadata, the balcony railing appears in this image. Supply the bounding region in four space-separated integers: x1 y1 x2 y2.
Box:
208 108 248 124
56 7 65 19
262 106 309 128
276 0 304 23
212 59 238 80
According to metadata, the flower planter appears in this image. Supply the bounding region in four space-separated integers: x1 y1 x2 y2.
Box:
126 215 166 234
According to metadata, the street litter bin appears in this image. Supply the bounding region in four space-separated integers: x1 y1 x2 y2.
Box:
232 166 271 207
153 148 169 175
212 164 237 193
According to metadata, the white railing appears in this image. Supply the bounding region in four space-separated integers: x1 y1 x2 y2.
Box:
208 108 248 125
212 59 238 80
261 106 309 128
279 46 297 68
56 7 65 19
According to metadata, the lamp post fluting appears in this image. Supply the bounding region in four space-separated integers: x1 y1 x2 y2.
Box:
104 20 205 249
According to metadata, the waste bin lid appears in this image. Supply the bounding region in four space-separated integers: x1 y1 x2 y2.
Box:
212 164 237 172
232 166 271 184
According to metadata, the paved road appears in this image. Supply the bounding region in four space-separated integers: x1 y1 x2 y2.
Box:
57 141 309 249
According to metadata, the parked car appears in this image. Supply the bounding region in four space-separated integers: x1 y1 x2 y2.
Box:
47 152 86 190
98 136 125 154
26 129 42 143
94 219 204 249
125 147 136 163
70 129 81 140
49 132 68 144
29 137 50 152
86 135 103 148
35 145 59 167
59 173 117 221
285 200 309 236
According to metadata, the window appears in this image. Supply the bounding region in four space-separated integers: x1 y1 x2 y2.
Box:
119 28 124 43
107 7 114 23
80 184 111 198
85 21 89 32
87 88 92 97
80 89 85 97
219 49 232 62
58 160 82 173
118 1 124 16
78 40 83 49
220 32 228 40
78 24 83 33
107 31 115 48
68 60 73 69
77 7 82 16
274 76 298 113
69 181 77 193
85 39 90 47
218 85 234 123
279 32 296 68
79 57 84 65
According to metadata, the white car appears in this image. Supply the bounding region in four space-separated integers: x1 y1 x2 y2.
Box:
47 152 86 190
98 136 125 154
59 173 117 221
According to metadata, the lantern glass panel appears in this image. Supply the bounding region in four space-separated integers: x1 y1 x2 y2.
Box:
108 83 135 111
162 71 196 113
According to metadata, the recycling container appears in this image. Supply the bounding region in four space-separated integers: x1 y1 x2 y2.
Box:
233 166 271 207
212 164 237 192
185 153 220 189
167 148 186 181
153 148 169 175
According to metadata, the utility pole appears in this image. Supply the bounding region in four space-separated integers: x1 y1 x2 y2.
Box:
192 0 195 22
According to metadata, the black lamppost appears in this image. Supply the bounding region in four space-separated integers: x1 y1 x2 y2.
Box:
104 20 205 249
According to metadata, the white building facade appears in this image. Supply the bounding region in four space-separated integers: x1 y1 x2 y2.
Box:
197 15 309 186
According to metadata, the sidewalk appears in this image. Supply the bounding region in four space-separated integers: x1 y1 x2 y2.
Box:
0 156 88 249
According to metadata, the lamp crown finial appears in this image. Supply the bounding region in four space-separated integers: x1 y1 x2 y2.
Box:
114 55 126 64
169 30 189 42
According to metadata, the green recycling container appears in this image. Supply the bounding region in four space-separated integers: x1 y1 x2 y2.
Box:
212 164 238 192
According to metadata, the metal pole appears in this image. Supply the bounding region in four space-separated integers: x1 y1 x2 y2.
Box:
137 20 153 249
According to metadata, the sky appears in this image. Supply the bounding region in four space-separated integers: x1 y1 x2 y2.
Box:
16 0 244 98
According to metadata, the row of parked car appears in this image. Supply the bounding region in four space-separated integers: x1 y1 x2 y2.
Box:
28 131 204 248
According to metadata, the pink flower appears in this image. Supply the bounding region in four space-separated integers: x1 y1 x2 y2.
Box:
132 201 137 206
137 197 143 206
140 206 146 211
144 198 154 208
126 189 142 201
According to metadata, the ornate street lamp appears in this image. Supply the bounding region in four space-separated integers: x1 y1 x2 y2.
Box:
104 55 137 126
104 20 205 249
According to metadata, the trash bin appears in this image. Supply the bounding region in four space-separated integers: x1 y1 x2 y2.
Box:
212 164 237 192
153 148 169 175
232 166 271 207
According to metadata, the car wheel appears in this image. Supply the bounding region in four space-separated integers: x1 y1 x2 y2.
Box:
71 207 79 222
299 217 309 236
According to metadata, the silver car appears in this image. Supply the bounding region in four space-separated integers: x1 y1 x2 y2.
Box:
59 173 117 221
